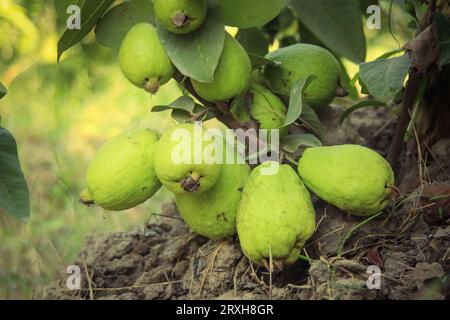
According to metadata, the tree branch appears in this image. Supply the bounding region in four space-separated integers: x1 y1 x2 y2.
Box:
173 72 257 130
387 0 437 170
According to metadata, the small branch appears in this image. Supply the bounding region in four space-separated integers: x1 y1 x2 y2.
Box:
173 72 257 130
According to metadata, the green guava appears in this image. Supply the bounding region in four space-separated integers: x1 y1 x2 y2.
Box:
237 162 316 268
218 0 287 28
81 129 161 211
119 23 174 94
297 145 395 216
154 0 207 34
231 82 289 136
175 162 250 240
154 123 223 195
264 44 341 110
191 33 251 102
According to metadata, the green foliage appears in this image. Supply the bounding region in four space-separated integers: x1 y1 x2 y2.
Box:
359 55 411 98
157 6 225 82
95 0 155 51
292 0 366 63
57 0 114 61
218 0 287 28
0 128 30 221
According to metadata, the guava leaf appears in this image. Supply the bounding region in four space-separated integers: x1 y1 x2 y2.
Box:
282 133 322 153
236 28 269 56
283 76 316 127
57 0 114 62
153 96 196 113
0 128 30 222
0 82 6 100
359 55 411 98
340 100 387 124
299 104 325 139
218 0 287 29
248 54 280 69
434 13 450 68
95 0 154 51
157 6 225 83
292 0 366 63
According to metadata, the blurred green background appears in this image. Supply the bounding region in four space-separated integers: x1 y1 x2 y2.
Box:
0 0 411 299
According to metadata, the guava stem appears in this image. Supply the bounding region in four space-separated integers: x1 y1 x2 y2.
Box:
144 78 160 95
180 172 201 193
79 189 96 207
171 11 191 28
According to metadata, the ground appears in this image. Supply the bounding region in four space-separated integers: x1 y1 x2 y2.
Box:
39 106 450 300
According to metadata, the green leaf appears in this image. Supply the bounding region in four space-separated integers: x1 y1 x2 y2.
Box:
0 82 6 100
299 103 325 139
57 0 114 62
0 128 30 221
95 0 154 51
236 28 269 56
218 0 287 29
359 55 411 98
282 133 322 153
283 76 316 127
248 54 280 69
153 96 196 113
157 6 225 82
292 0 366 63
434 13 450 68
340 100 386 124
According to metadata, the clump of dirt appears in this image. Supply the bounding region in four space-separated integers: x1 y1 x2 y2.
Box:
39 107 450 300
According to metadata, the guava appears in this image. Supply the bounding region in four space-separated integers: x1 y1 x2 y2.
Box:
218 0 287 29
236 162 316 268
175 162 250 240
297 145 395 216
81 129 161 211
154 0 207 34
191 33 251 102
154 123 223 195
119 23 174 94
231 82 289 136
264 43 341 110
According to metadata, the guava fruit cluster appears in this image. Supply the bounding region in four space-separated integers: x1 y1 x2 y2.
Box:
81 1 397 269
82 121 395 268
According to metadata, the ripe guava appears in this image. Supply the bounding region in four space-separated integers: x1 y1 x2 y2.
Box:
236 162 316 268
154 0 207 34
119 23 174 94
297 145 395 216
154 123 223 195
231 82 289 136
81 129 161 211
264 44 341 110
191 33 251 102
175 162 250 240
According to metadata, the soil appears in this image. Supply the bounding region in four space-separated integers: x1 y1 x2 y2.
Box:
39 106 450 300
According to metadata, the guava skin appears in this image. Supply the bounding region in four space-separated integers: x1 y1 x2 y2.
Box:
175 163 250 240
119 23 174 94
236 162 316 267
85 129 161 211
154 123 223 195
264 44 341 110
297 145 395 217
191 33 252 102
154 0 207 34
